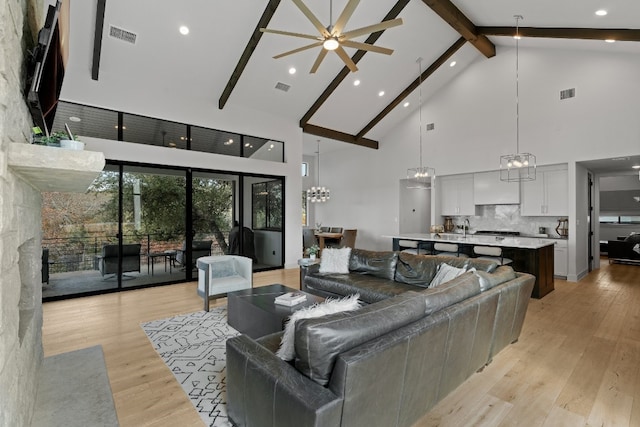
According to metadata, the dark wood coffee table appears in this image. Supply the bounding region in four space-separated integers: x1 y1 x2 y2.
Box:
227 284 325 339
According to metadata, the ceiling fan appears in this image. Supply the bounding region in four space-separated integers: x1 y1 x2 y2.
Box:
260 0 403 73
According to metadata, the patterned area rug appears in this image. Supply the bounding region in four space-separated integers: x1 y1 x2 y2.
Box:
141 307 240 427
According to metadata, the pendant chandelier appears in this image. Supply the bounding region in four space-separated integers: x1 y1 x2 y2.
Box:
307 140 330 203
500 15 536 182
407 57 435 189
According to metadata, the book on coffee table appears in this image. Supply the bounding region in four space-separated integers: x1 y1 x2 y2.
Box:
274 292 307 306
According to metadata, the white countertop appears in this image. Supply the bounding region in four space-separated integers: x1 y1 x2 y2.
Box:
387 233 557 249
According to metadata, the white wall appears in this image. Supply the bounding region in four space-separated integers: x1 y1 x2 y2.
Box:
317 46 640 269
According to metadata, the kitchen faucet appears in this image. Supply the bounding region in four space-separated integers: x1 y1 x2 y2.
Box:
463 218 470 238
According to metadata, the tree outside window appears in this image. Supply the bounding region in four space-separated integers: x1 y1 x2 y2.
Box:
252 180 282 230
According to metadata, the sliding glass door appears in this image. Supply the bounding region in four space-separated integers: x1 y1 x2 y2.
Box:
42 162 284 301
121 165 187 286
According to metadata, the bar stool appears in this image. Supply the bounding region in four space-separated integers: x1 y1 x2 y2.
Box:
473 246 512 265
398 240 431 255
433 242 468 258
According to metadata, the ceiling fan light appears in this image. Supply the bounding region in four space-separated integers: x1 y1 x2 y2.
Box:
323 37 339 51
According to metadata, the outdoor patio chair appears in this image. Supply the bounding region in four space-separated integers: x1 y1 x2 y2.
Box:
98 243 141 278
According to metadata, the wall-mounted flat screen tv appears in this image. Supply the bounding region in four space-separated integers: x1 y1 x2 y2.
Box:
25 0 66 136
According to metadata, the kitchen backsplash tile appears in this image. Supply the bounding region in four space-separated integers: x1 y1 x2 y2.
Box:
449 205 564 238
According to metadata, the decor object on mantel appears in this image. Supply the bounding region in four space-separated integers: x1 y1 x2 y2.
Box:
500 15 536 182
260 0 403 73
407 57 435 189
32 123 84 150
307 139 330 203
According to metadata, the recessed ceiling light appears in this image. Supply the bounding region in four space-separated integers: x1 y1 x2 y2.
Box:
449 61 456 67
605 39 616 43
114 125 127 130
378 91 385 97
69 116 81 122
289 67 296 74
403 102 410 107
179 26 189 35
513 35 522 40
244 143 250 147
224 139 234 145
353 79 360 86
595 9 608 16
632 165 640 169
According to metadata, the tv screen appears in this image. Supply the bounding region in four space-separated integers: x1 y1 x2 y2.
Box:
26 1 65 136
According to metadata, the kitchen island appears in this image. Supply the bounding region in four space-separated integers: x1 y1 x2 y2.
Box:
388 233 555 298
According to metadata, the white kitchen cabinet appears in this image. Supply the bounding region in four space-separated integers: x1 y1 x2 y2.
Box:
440 174 475 216
473 170 520 205
554 243 568 277
521 165 568 216
545 239 568 277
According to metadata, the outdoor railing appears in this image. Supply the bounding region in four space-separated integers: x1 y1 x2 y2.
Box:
43 232 229 274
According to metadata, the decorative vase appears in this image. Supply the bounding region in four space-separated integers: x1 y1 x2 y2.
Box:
310 254 316 260
444 217 455 233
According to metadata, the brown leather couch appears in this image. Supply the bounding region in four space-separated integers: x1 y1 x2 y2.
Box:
226 250 535 427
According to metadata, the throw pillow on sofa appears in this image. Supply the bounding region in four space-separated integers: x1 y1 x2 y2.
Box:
428 263 467 288
276 293 361 361
319 247 352 274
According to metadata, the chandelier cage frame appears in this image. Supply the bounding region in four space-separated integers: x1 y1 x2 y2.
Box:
500 15 536 183
307 140 330 203
407 57 435 189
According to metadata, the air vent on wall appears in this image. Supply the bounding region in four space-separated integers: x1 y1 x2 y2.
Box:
560 88 575 100
274 82 290 92
109 25 137 44
426 123 435 131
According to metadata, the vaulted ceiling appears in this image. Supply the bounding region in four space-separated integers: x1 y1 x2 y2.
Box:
65 0 640 155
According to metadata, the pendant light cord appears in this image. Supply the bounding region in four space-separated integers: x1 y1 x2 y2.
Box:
417 57 423 169
317 140 321 185
515 15 522 154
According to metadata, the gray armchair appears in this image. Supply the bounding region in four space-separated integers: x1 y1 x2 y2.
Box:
98 243 141 277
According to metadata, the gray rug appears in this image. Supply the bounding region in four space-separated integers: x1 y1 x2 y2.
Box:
33 345 119 427
141 307 240 427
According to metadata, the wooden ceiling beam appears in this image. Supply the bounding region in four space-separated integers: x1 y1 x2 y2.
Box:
303 124 379 149
356 37 466 140
299 0 411 129
477 26 640 42
421 0 495 58
218 0 281 109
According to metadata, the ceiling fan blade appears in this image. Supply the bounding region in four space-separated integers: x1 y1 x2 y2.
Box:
335 46 358 72
341 18 403 40
272 41 323 59
341 40 393 55
332 0 360 35
292 0 330 37
310 49 328 74
260 28 321 41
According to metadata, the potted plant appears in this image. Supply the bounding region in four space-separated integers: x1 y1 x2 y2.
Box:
33 131 84 150
307 244 320 260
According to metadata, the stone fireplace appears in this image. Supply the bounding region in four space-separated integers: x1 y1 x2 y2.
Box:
0 1 104 424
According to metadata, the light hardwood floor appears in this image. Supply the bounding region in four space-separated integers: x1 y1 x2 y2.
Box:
42 262 640 426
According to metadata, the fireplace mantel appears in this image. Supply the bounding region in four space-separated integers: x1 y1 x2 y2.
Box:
8 143 106 192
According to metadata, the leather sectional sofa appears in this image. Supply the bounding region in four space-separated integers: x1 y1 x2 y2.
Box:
607 233 640 264
226 249 535 427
